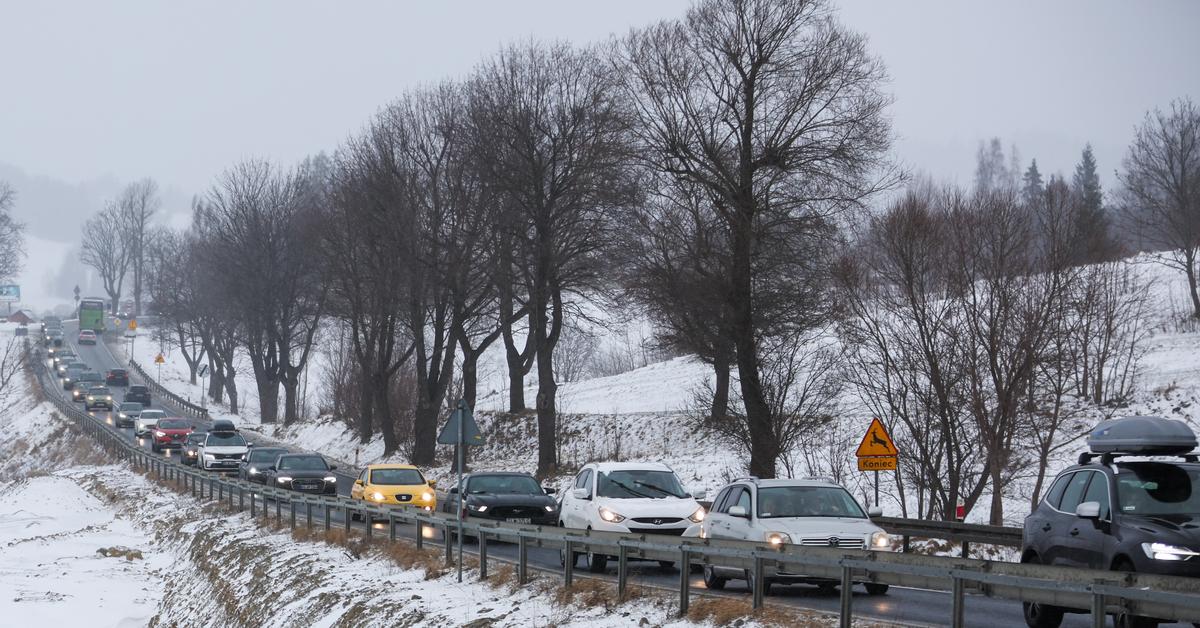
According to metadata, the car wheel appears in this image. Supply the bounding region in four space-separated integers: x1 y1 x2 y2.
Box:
702 564 726 590
745 569 772 596
816 582 838 596
586 550 608 573
1112 559 1158 628
864 583 889 595
1021 554 1064 628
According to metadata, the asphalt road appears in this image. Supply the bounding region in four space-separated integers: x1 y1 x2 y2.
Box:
48 322 1181 627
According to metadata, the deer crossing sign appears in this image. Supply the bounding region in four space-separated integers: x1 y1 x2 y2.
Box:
855 417 898 471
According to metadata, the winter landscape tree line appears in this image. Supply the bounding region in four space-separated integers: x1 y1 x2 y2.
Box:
50 0 1198 523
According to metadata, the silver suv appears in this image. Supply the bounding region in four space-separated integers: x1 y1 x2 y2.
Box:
699 477 892 596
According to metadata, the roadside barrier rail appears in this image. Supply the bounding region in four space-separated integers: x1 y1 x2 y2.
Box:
127 357 209 420
31 348 1200 627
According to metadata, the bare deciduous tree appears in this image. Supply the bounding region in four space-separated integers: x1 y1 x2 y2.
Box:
80 203 131 313
118 179 159 317
0 183 25 282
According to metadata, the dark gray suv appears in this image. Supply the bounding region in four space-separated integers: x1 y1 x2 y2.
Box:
1021 416 1200 628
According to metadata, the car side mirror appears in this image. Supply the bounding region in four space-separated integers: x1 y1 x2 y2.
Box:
449 487 459 495
692 489 707 501
728 505 749 518
354 479 364 486
191 425 197 430
328 464 337 471
1075 501 1101 519
543 486 556 494
571 488 590 500
428 479 437 488
868 506 883 518
268 466 276 472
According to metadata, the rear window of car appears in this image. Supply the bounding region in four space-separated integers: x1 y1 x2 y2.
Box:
120 402 143 411
159 419 190 429
141 410 166 419
129 386 148 393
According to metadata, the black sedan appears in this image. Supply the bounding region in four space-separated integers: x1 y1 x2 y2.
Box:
106 369 129 386
443 472 558 526
262 454 339 495
125 385 151 406
238 447 289 483
181 432 207 466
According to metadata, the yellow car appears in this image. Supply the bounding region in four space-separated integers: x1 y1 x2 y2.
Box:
351 464 437 512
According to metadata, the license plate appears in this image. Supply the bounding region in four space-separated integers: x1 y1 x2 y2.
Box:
506 517 531 524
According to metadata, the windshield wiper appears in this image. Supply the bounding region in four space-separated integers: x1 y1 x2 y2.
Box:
609 479 656 499
634 481 683 498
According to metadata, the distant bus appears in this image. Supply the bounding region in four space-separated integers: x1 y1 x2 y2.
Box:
78 298 106 332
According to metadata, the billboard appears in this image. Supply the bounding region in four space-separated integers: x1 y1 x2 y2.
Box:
0 285 19 302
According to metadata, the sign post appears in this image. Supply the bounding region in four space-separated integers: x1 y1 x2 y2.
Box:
155 352 165 382
125 320 138 366
198 363 209 410
855 417 899 509
437 399 484 583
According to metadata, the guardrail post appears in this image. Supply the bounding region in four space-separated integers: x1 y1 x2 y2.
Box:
563 540 574 586
323 503 330 532
951 575 965 628
387 514 396 542
961 540 970 559
517 535 528 585
752 555 765 609
902 534 911 553
678 547 690 616
250 491 257 517
218 481 224 502
839 564 853 628
415 520 423 549
364 511 372 538
342 506 350 533
289 500 297 529
275 496 282 523
306 501 313 528
478 532 488 580
444 522 453 565
618 545 629 600
238 487 245 512
1090 585 1106 628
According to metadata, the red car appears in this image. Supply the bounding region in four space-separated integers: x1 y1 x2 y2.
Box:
150 417 194 453
78 330 98 345
105 369 129 386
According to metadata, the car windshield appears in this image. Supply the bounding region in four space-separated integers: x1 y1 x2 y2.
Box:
755 486 867 519
249 449 286 463
188 433 207 444
120 403 143 411
596 470 687 499
158 419 189 429
278 456 328 471
88 387 109 395
466 474 540 494
141 411 166 419
371 469 426 485
206 433 246 447
1116 463 1200 516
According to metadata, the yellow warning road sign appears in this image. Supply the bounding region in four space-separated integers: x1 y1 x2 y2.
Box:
855 417 899 457
128 319 138 331
154 353 165 365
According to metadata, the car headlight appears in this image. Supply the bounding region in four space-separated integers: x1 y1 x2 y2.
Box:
186 450 196 457
870 531 892 549
154 430 165 438
688 507 706 523
105 396 111 400
277 476 293 484
765 531 792 546
371 492 386 502
324 476 337 483
468 503 488 512
118 413 126 419
248 467 259 475
1142 542 1200 561
421 491 434 502
203 453 215 460
598 506 626 523
544 505 555 512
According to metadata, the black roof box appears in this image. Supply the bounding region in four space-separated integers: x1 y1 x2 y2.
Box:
1087 416 1197 456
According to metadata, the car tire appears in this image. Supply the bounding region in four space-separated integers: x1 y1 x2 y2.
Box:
816 582 838 596
658 560 676 571
1021 554 1064 628
702 564 726 590
745 569 772 596
586 550 608 573
864 583 889 595
1112 559 1158 628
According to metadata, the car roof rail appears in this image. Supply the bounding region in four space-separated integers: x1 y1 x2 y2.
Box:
802 475 837 484
732 476 759 484
1078 451 1199 465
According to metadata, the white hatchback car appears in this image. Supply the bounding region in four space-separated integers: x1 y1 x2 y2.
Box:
558 462 706 573
134 409 166 437
700 477 892 595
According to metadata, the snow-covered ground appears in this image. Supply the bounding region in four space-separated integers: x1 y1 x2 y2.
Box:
119 253 1200 529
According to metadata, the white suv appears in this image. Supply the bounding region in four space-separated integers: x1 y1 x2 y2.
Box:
700 477 892 595
197 430 251 472
558 462 706 573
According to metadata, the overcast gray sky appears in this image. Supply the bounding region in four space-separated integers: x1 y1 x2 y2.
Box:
1 0 1197 230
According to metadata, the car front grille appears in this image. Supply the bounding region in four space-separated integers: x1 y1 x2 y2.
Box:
631 517 682 525
213 453 242 460
490 506 542 519
292 480 324 492
628 527 686 536
799 537 864 549
396 494 412 502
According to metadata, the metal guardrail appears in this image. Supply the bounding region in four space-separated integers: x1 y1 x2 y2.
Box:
871 516 1024 557
30 349 1200 627
128 357 209 420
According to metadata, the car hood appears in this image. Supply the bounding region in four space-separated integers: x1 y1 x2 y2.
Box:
203 445 249 455
594 496 701 518
157 428 192 435
136 417 160 424
1122 513 1200 543
277 469 333 479
466 493 556 508
760 516 883 539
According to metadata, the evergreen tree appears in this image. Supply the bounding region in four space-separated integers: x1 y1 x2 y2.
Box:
1072 144 1114 262
1073 143 1103 214
1022 159 1044 206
